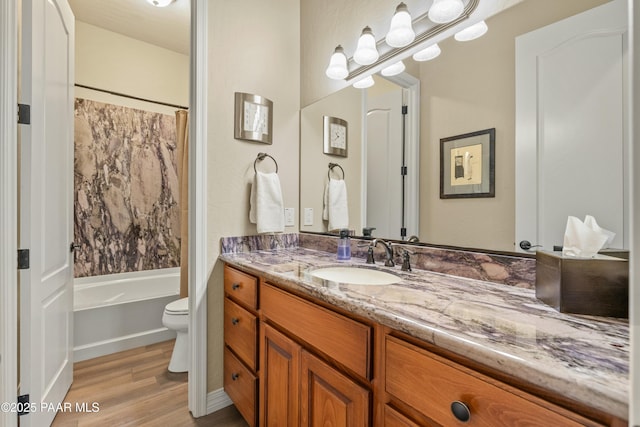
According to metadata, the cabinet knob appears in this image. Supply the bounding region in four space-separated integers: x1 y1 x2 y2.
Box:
231 373 239 381
451 401 470 422
232 283 240 290
231 317 239 325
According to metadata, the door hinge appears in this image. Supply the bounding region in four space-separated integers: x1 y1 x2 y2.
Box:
17 249 30 270
17 394 30 416
401 166 408 176
401 105 408 115
17 103 31 125
400 227 407 238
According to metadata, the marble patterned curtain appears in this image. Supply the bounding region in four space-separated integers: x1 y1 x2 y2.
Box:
74 99 181 277
176 110 189 298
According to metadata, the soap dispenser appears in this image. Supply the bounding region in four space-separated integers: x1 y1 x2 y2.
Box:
337 229 351 261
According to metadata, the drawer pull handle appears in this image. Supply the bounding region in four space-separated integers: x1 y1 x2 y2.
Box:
451 401 470 422
231 373 239 381
232 283 240 290
231 317 239 325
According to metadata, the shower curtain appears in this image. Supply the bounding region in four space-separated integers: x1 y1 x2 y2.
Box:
176 110 189 298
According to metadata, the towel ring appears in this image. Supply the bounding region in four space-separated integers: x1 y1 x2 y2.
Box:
254 152 278 173
328 163 345 180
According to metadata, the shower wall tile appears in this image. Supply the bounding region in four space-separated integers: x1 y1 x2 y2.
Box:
74 98 181 277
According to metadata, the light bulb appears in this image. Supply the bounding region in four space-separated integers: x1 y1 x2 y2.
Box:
428 0 464 24
386 3 415 48
454 20 488 41
325 46 349 80
381 61 406 77
353 27 379 65
412 43 441 61
353 76 375 89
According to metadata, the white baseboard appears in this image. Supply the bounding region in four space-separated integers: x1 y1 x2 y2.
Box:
206 388 232 414
73 327 176 362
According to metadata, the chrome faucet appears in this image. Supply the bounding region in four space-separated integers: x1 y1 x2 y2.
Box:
372 239 395 267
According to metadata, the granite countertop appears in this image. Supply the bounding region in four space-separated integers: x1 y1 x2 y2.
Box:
219 247 629 420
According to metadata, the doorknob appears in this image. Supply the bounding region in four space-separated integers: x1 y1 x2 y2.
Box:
519 240 541 251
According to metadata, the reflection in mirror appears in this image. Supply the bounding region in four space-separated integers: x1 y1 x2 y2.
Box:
300 74 420 240
300 0 622 253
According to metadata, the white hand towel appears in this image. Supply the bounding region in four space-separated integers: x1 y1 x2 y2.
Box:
322 182 329 221
327 178 349 231
249 171 284 233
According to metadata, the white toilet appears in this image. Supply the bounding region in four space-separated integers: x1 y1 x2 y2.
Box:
162 297 189 372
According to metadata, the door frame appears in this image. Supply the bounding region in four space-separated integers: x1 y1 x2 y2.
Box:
0 0 210 422
0 1 18 426
188 0 208 417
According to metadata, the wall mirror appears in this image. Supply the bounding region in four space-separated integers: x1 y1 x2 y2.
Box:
299 0 628 254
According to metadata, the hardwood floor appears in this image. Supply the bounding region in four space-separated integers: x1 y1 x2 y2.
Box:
52 340 249 427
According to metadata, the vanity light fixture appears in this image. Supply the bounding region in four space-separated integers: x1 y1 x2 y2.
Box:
145 0 175 7
353 75 375 89
324 0 480 81
412 43 441 61
353 27 380 65
325 45 349 80
381 60 406 77
385 3 415 48
454 20 488 41
428 0 464 24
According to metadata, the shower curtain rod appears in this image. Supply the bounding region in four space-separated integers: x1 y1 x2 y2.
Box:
75 83 189 110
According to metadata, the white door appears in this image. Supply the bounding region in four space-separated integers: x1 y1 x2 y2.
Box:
515 0 627 252
366 84 404 240
19 0 75 425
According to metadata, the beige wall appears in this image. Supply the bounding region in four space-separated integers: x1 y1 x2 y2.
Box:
300 87 362 233
418 0 608 251
206 0 300 392
75 21 188 110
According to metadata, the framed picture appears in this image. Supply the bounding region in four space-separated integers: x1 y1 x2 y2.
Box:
440 128 495 199
234 92 273 144
323 116 348 157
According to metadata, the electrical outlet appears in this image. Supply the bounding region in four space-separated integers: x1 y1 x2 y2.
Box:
304 208 314 226
284 208 295 226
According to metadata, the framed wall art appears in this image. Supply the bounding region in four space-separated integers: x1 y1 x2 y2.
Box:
234 92 273 144
323 116 348 157
440 128 495 199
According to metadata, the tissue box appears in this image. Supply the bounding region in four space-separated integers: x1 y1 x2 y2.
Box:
535 250 628 318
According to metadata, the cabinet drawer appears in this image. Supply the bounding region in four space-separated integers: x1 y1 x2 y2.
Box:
385 336 595 427
384 405 421 427
224 297 258 371
224 265 258 310
262 283 371 380
224 347 257 427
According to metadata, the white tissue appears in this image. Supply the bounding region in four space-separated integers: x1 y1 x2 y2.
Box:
562 215 615 258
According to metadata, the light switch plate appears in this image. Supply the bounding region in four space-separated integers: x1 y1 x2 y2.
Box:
284 208 295 226
303 208 314 226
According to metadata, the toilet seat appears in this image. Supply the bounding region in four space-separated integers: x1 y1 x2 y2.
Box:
164 297 188 315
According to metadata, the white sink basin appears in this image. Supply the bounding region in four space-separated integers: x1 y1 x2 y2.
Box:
310 266 401 286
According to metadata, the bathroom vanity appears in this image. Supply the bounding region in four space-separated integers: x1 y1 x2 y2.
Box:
221 244 628 427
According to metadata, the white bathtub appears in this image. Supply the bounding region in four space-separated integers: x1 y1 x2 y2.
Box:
73 268 180 362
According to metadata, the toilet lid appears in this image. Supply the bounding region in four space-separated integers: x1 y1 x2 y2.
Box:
165 297 189 314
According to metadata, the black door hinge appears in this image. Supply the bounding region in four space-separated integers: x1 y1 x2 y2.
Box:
17 104 31 124
17 249 29 270
17 394 30 416
400 227 407 238
401 105 408 115
401 166 408 176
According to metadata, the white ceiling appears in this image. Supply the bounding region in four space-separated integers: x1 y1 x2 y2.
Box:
68 0 190 55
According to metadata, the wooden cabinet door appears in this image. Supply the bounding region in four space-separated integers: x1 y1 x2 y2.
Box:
261 324 301 427
300 350 369 427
